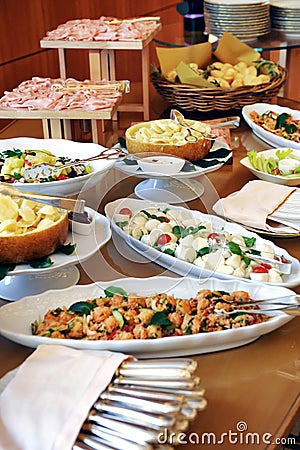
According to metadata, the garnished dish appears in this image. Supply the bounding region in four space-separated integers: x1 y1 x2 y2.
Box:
105 199 300 288
31 286 269 341
113 206 290 283
0 277 296 356
249 109 300 142
241 148 300 186
0 148 92 184
242 103 300 150
0 137 117 196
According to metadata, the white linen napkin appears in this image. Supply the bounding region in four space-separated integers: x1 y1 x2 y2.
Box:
0 345 129 450
213 180 298 232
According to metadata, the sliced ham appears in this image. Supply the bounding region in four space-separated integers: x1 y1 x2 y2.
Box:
43 16 160 42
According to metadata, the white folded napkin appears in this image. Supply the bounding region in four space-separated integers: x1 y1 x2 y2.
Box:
0 345 129 450
213 180 298 232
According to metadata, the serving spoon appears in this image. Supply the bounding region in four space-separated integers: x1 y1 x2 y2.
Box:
170 109 217 142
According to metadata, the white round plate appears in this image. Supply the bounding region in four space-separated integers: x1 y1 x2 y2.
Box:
0 208 111 278
105 198 300 288
0 276 296 357
0 137 116 196
242 103 300 151
240 148 300 186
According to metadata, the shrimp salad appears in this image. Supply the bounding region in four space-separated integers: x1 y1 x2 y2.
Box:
31 287 269 341
249 110 300 143
114 206 291 283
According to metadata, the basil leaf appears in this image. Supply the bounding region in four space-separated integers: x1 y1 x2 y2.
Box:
104 286 128 299
68 301 95 316
285 123 297 134
243 236 256 248
197 246 210 256
172 225 184 235
0 264 15 281
248 249 261 256
4 172 22 179
149 310 172 327
2 148 23 159
227 241 242 255
275 113 289 129
116 221 128 228
242 257 252 267
163 248 175 256
29 256 53 268
59 243 76 255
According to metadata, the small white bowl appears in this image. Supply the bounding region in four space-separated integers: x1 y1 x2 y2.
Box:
137 155 185 175
69 207 95 236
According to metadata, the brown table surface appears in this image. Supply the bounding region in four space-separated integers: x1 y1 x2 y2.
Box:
0 99 299 450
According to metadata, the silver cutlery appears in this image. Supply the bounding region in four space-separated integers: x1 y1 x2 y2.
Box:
0 182 85 213
215 304 300 316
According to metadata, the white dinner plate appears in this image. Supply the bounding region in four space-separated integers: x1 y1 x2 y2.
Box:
0 276 296 357
0 208 111 277
105 198 300 288
242 103 300 151
240 147 300 186
0 137 116 196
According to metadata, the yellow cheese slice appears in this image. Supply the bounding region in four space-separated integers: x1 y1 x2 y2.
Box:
214 32 260 65
176 61 215 87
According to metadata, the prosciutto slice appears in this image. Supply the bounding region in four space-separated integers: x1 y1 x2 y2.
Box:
43 16 160 42
0 77 123 111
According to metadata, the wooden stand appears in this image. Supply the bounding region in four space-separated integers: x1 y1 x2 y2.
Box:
0 102 120 143
40 27 161 122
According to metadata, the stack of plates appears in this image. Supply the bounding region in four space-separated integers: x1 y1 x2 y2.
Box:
270 0 300 38
204 0 271 42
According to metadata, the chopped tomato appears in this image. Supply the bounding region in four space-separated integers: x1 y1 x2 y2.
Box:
24 160 33 166
119 207 132 216
157 233 172 246
57 173 68 180
252 265 269 273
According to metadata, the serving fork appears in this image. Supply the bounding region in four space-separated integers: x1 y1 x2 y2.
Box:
22 145 126 181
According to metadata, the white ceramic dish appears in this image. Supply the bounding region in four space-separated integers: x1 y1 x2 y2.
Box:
242 103 300 151
0 276 295 357
137 155 185 176
1 208 111 277
0 137 116 196
105 198 300 288
240 147 300 186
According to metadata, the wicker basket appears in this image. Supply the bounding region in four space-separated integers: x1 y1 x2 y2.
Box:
151 66 287 112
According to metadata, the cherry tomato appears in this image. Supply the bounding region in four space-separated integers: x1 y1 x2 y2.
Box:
157 234 172 246
119 207 132 216
57 174 68 181
207 233 219 239
252 265 269 273
260 263 272 270
24 160 33 166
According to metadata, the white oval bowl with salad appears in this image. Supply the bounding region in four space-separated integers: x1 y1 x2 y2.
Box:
240 147 300 186
0 137 116 196
242 103 300 151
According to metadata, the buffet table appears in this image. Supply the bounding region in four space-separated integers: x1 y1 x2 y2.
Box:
0 105 299 449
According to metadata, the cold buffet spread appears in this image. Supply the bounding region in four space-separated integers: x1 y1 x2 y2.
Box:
0 11 300 450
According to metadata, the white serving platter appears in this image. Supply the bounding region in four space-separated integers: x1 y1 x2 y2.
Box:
0 276 296 357
104 198 300 288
